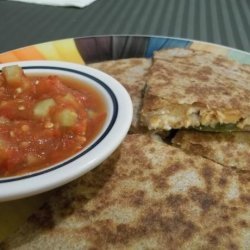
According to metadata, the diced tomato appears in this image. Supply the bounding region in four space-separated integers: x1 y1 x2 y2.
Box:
0 68 106 177
34 76 70 97
0 100 33 120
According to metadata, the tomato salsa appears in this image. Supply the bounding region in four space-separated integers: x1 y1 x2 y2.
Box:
0 65 107 177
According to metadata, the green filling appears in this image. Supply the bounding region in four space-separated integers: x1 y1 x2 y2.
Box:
193 123 240 132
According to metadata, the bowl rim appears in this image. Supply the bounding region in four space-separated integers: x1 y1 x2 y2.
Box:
0 60 133 201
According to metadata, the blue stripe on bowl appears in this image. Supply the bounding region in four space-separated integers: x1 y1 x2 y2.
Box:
0 66 118 183
145 37 192 58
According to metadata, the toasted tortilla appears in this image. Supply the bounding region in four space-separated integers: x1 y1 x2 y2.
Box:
172 130 250 171
89 58 151 132
141 48 250 131
2 134 249 249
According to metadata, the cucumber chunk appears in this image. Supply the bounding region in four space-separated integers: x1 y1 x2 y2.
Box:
2 65 30 88
57 109 78 127
2 65 23 87
34 98 56 118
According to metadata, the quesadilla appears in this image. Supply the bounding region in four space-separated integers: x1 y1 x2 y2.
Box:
2 134 249 250
172 130 250 171
89 58 151 132
141 48 250 131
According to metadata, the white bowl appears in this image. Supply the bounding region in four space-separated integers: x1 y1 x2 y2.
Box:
0 60 133 201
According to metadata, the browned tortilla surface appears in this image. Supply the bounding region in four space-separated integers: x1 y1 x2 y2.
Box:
141 48 250 131
2 134 250 250
89 58 151 132
172 130 250 171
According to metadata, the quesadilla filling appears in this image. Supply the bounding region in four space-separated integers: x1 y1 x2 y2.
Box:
141 103 250 131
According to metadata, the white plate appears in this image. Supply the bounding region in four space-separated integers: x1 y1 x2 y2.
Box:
0 60 133 201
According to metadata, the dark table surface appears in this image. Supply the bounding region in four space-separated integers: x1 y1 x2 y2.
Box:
0 0 249 54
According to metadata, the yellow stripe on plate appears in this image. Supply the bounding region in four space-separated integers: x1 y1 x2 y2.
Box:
53 39 85 64
35 39 84 64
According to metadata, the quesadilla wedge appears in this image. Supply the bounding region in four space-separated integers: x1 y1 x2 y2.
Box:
89 58 151 132
172 130 250 171
2 134 249 250
141 48 250 131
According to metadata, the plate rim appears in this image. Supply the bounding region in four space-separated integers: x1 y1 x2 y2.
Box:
1 34 249 57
